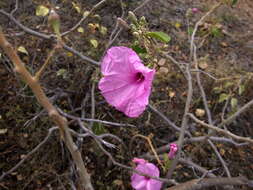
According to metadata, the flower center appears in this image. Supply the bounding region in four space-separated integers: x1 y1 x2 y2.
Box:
135 72 145 83
144 176 150 180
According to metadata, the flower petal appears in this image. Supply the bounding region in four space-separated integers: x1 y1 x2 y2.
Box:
131 174 147 190
146 179 162 190
101 46 141 76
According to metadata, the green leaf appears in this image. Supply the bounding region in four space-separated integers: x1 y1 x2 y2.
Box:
56 69 67 79
99 26 107 35
72 2 81 13
187 27 194 35
17 46 28 55
239 85 245 95
232 0 238 6
77 27 84 33
146 31 171 43
36 5 49 17
131 45 147 54
90 39 98 48
231 98 238 109
218 93 229 103
92 123 107 135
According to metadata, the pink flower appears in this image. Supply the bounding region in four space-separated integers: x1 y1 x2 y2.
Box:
168 143 178 159
99 46 155 117
131 159 162 190
192 8 199 13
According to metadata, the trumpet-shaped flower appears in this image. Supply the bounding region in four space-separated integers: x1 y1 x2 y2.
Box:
99 46 155 117
131 158 162 190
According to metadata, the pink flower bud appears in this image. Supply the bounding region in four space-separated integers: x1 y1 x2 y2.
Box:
132 158 146 165
168 143 178 159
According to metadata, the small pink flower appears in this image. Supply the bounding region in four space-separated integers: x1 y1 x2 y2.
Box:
168 143 178 159
192 8 199 13
131 159 162 190
99 46 155 117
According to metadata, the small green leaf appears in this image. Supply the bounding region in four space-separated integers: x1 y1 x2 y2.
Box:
90 39 98 48
131 45 147 54
83 11 90 17
72 2 81 13
213 86 222 94
56 69 67 79
239 85 245 95
77 27 84 33
224 82 233 88
146 31 171 43
232 0 238 6
231 98 238 109
92 123 107 135
188 27 194 35
218 93 229 103
36 5 49 17
17 46 28 55
99 26 107 35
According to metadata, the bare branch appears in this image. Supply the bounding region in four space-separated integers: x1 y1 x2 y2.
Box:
61 0 108 36
188 113 253 144
0 127 58 181
190 3 222 59
166 65 193 179
167 177 250 190
0 29 93 190
0 9 100 67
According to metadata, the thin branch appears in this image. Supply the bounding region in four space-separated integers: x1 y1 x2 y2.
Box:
130 134 165 171
0 127 58 180
93 135 175 185
133 0 151 13
0 10 52 40
218 98 253 128
58 108 136 128
148 104 191 137
10 0 19 15
61 0 108 36
188 113 253 144
207 139 231 177
34 47 56 81
89 81 96 129
0 9 100 67
141 136 248 158
190 2 222 59
62 43 100 66
166 177 250 190
166 65 193 179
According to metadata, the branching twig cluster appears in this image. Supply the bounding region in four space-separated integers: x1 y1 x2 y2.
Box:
1 0 253 189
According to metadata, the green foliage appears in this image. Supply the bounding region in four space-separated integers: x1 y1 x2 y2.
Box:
131 45 147 54
218 93 229 103
231 98 238 110
231 0 238 6
210 26 222 38
92 123 108 135
146 32 171 43
163 153 171 172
